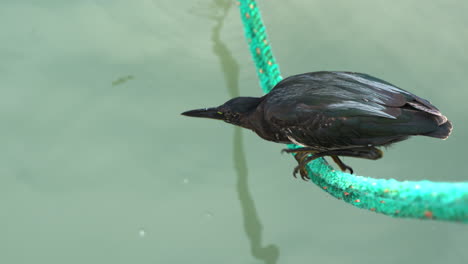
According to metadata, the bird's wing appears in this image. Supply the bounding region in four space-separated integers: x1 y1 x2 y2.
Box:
265 71 445 124
336 72 445 119
263 72 447 147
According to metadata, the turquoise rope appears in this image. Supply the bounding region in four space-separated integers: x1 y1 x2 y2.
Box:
237 0 468 223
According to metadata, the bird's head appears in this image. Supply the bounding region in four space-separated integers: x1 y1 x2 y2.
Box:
181 96 262 127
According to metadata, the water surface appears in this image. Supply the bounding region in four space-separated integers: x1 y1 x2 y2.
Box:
1 0 468 263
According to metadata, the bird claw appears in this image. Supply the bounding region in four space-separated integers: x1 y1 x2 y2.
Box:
339 164 354 174
331 156 355 174
300 169 310 181
293 165 310 181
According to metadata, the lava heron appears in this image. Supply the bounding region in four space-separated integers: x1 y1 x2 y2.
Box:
182 71 452 180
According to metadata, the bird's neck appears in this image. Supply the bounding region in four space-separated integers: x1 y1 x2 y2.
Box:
238 99 272 136
233 97 263 128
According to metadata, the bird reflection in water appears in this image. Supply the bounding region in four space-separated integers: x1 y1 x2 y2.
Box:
189 1 280 263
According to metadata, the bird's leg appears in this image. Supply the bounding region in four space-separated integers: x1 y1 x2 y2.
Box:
331 156 353 174
293 147 383 178
281 147 317 154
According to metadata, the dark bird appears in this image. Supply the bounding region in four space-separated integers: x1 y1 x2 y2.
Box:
182 71 452 180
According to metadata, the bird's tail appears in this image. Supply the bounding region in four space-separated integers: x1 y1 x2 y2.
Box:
423 120 453 139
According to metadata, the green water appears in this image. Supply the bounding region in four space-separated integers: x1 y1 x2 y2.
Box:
2 0 468 263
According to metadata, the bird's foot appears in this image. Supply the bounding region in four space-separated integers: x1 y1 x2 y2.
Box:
282 148 315 180
293 164 310 181
290 152 311 181
331 156 354 174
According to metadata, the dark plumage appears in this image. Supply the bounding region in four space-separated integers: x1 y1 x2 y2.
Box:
182 71 452 179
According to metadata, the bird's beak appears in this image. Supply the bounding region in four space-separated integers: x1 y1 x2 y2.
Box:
181 107 223 120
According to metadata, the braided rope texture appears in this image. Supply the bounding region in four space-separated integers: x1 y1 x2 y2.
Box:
237 0 468 223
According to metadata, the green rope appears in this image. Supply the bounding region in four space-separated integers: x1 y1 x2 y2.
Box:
237 0 468 223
